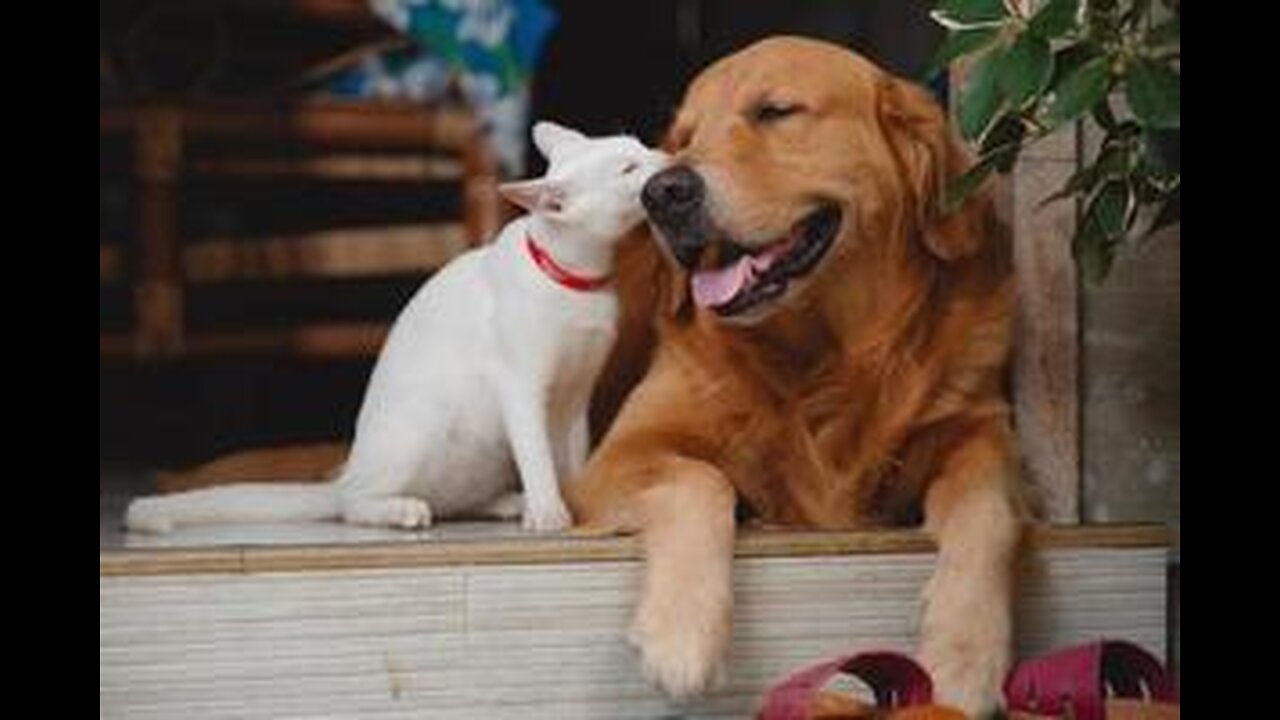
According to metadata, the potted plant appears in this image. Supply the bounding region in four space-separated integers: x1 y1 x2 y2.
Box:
927 0 1180 282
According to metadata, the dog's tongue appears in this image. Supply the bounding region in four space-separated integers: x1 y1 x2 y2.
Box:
691 258 753 308
690 240 792 309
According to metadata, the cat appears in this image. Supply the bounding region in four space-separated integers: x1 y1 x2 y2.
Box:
126 121 669 533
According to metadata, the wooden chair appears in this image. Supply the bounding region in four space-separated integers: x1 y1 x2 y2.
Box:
100 99 504 360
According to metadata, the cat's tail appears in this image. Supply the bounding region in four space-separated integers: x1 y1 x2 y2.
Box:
124 482 341 534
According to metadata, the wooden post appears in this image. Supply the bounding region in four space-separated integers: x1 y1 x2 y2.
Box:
949 54 1082 523
1011 128 1081 523
133 107 184 358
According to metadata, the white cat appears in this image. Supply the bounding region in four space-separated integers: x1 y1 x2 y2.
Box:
126 122 668 534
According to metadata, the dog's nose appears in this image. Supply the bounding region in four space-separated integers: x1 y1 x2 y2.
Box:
642 166 707 268
642 165 704 221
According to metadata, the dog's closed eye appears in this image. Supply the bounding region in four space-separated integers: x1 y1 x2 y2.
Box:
751 101 804 125
621 161 640 175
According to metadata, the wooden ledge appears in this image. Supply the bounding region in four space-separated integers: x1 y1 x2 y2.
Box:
100 523 1171 578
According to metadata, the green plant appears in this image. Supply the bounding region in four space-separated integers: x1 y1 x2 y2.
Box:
927 0 1180 282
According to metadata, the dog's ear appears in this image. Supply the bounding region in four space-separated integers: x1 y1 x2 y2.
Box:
532 121 588 161
878 76 993 261
498 177 567 215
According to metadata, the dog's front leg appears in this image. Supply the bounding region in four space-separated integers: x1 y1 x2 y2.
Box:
631 460 736 700
500 385 572 532
918 418 1027 717
572 455 737 700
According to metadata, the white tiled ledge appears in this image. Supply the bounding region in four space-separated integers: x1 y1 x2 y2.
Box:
100 523 1171 577
101 527 1172 718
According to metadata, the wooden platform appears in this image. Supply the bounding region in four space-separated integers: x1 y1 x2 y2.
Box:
100 514 1170 719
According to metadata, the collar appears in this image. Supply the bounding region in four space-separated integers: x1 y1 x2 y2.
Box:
524 234 612 292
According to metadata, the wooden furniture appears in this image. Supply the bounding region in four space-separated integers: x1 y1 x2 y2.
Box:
100 99 504 360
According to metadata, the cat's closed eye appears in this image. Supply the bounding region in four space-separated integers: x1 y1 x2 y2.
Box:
621 161 640 176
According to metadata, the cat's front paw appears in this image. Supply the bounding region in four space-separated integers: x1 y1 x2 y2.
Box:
522 496 572 532
125 497 173 534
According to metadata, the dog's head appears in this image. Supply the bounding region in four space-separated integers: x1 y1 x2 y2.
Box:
644 36 993 325
500 121 670 244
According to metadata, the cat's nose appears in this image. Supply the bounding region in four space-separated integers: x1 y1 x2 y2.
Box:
642 165 704 222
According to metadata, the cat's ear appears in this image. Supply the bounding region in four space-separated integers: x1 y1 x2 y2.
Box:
498 178 567 215
532 121 588 161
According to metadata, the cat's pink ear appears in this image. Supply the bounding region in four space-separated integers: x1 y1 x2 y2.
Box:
498 178 567 214
532 121 587 160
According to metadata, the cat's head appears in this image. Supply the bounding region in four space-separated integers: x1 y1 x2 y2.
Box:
499 122 669 242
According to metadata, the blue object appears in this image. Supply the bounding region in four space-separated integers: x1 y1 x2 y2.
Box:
326 0 559 175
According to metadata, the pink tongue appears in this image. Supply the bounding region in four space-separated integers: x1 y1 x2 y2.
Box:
690 241 792 309
691 257 753 308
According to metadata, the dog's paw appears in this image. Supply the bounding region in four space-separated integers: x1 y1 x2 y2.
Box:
522 496 571 532
919 616 1010 717
627 587 730 701
124 497 173 534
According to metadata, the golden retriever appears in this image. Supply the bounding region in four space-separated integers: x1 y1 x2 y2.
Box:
143 35 1025 716
567 36 1026 715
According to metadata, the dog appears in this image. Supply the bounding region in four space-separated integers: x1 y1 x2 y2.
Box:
125 121 668 534
565 37 1027 716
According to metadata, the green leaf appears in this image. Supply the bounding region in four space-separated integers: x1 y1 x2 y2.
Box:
998 32 1054 107
1075 226 1116 285
944 154 999 212
1125 57 1180 129
1075 180 1131 284
924 27 1000 80
1028 0 1080 39
1049 43 1100 85
958 46 1006 141
1140 127 1180 180
1086 180 1131 239
1094 141 1131 179
1034 44 1100 131
1044 55 1111 127
1144 188 1180 238
932 0 1010 29
1091 96 1117 130
1145 17 1180 48
980 112 1027 172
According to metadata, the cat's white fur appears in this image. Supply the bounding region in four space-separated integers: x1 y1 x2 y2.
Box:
126 122 669 534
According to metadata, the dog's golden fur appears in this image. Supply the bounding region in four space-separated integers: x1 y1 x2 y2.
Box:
568 37 1026 713
146 36 1026 715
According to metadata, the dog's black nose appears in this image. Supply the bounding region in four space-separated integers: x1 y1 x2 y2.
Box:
643 166 707 268
642 165 705 220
